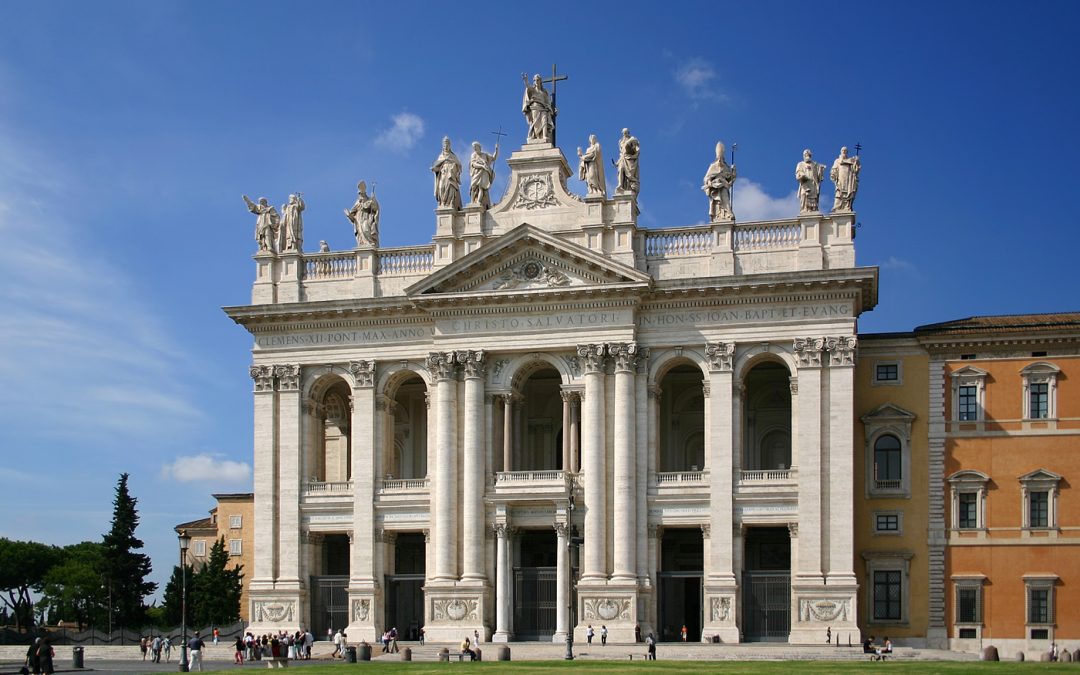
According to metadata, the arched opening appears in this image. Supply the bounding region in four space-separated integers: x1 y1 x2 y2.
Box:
873 434 901 489
388 375 428 480
658 364 705 472
307 378 352 483
743 362 792 471
514 367 563 471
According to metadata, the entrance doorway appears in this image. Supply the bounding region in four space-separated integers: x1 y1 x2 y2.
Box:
741 527 791 642
385 533 425 641
658 528 703 642
513 530 557 640
310 534 350 638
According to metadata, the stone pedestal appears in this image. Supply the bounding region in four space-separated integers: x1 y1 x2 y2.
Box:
247 587 308 635
276 251 304 303
575 583 639 644
796 213 824 271
423 584 490 643
345 585 381 642
352 247 375 296
700 587 739 642
252 251 277 304
788 587 859 644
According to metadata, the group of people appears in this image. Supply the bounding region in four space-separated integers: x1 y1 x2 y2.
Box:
138 634 173 663
380 627 400 653
23 638 54 675
584 624 610 645
862 635 893 661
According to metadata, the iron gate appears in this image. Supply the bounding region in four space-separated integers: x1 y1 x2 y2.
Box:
513 567 557 639
385 574 425 641
310 576 349 639
742 572 790 642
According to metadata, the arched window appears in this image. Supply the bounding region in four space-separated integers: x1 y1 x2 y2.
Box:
873 435 902 488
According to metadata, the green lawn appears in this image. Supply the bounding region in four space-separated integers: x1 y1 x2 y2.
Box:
185 663 1074 675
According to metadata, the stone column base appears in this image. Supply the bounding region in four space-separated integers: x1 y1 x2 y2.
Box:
247 587 308 635
701 587 740 643
422 583 491 643
575 582 639 644
788 586 859 644
345 584 381 643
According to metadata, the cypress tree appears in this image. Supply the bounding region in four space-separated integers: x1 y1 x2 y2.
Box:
101 473 156 628
192 537 242 626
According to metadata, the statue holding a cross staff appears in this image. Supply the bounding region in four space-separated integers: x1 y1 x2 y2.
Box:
521 67 567 146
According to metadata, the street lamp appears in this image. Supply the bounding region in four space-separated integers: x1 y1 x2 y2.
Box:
178 530 190 673
564 494 575 660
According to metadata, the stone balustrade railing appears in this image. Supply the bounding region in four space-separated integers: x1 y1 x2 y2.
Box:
375 245 435 276
655 470 707 484
643 226 712 257
493 470 567 485
875 478 902 490
304 480 354 494
733 221 802 251
740 469 794 482
380 477 430 491
303 252 357 280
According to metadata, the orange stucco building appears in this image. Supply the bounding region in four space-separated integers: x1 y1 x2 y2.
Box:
175 492 255 623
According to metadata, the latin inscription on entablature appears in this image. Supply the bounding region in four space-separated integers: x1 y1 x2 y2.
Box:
438 309 632 336
638 302 851 330
255 326 433 350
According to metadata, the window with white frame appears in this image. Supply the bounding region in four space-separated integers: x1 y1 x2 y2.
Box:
873 362 902 385
1021 362 1059 421
1019 469 1061 530
862 550 914 625
948 470 990 530
1025 575 1057 639
950 366 988 423
861 404 916 498
874 511 903 535
953 576 985 639
193 540 207 557
229 539 242 556
229 515 243 529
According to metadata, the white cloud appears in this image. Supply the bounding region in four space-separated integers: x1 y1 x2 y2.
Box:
374 112 425 153
879 256 915 271
732 178 800 221
161 453 251 484
674 58 728 102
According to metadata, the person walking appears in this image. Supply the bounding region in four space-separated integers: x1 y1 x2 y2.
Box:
234 635 245 664
163 636 172 662
601 625 608 646
187 631 205 672
587 625 594 644
681 625 688 642
332 629 343 658
646 633 656 660
212 627 220 645
151 635 162 663
25 638 40 675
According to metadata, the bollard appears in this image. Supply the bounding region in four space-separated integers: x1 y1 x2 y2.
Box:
1063 651 1073 662
496 645 511 661
344 646 357 663
476 647 482 661
358 643 371 662
401 647 412 661
439 647 450 662
72 646 84 669
1040 652 1051 662
982 645 999 661
1018 651 1025 662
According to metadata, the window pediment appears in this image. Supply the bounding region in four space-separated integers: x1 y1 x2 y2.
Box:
948 469 990 486
1019 468 1062 485
861 403 917 425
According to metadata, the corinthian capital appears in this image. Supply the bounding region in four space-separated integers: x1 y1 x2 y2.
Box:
348 360 376 388
608 342 640 372
457 349 487 380
793 337 825 368
426 351 458 381
273 364 301 391
249 365 275 392
705 341 736 372
826 335 858 367
576 344 607 374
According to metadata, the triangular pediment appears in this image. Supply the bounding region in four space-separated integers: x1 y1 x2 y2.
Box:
404 224 651 297
1019 468 1062 483
860 402 917 424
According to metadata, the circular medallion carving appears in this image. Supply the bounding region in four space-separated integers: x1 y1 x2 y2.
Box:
597 599 620 620
447 599 468 620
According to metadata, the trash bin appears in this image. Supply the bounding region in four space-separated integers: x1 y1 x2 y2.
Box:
712 635 719 644
401 647 412 661
72 646 84 669
474 647 482 661
358 644 371 661
496 645 511 661
344 646 357 663
439 647 450 662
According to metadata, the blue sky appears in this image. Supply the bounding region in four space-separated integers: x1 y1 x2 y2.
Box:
1 1 1078 602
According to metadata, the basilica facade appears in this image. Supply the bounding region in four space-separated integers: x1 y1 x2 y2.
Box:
226 95 875 643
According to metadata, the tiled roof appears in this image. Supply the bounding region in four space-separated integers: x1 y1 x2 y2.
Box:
915 312 1080 336
174 516 214 531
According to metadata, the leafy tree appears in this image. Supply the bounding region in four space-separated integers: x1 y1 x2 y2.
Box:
160 563 195 627
40 542 107 630
191 538 243 627
100 473 156 628
0 538 61 629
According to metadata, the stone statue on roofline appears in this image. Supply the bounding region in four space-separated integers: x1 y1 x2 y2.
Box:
345 180 380 248
521 73 554 144
577 134 606 198
702 141 736 222
469 141 499 209
243 195 281 253
280 193 305 252
615 128 640 196
830 146 861 212
431 137 462 210
795 149 825 214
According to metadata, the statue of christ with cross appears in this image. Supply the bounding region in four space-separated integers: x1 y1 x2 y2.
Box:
521 65 567 146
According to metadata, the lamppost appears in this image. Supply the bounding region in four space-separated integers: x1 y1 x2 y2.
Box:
564 494 576 660
178 530 190 673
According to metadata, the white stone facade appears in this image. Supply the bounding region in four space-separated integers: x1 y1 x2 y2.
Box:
226 134 876 644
